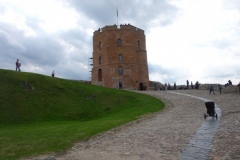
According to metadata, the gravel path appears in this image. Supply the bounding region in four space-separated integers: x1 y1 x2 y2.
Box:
23 90 240 160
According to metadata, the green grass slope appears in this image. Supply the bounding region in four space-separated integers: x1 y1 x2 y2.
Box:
0 69 164 159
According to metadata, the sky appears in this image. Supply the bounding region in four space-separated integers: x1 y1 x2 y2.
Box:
0 0 240 85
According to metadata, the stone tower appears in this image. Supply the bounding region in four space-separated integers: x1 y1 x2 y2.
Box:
91 24 149 90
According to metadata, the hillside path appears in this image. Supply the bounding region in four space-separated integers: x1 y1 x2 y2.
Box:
25 90 240 160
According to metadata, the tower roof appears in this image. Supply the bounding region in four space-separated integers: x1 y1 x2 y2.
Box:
94 24 144 36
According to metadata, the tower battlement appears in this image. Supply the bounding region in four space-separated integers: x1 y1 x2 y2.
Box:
94 24 144 36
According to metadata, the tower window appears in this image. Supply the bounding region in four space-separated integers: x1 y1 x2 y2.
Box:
118 67 123 75
117 39 122 46
99 57 102 64
137 40 140 48
99 42 102 49
118 54 123 62
98 69 102 81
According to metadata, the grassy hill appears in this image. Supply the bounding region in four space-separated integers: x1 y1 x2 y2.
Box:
0 69 164 159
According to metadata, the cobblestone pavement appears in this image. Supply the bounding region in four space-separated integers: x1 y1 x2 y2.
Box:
23 90 240 160
176 90 240 160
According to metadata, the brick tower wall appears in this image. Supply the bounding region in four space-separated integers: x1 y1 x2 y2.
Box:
91 24 149 90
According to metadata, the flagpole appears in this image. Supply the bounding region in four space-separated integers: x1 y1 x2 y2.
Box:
116 8 118 26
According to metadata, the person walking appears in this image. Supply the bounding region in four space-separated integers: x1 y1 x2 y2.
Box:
209 84 215 95
218 84 222 94
186 80 189 89
15 59 21 71
165 83 167 92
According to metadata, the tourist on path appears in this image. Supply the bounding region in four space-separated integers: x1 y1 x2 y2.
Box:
15 59 21 71
187 80 189 89
238 82 240 94
154 83 157 91
168 83 171 90
209 84 215 95
165 83 167 92
218 84 222 94
228 80 232 85
119 82 123 89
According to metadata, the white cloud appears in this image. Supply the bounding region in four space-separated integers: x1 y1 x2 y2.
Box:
146 0 240 84
0 4 37 36
0 0 240 85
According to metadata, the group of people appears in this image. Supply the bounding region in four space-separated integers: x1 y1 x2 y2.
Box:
162 80 198 91
210 82 240 95
15 59 55 77
163 83 171 91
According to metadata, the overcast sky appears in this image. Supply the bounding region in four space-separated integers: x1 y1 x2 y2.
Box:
0 0 240 85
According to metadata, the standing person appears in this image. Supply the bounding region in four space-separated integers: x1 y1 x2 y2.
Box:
52 70 55 77
209 84 215 95
15 59 21 71
218 84 222 94
186 80 189 89
174 82 176 90
165 83 167 92
119 81 123 89
191 81 193 89
195 81 199 89
238 82 240 94
154 83 157 91
228 80 232 85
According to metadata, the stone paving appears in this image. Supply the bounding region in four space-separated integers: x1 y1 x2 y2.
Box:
181 90 240 160
23 90 240 160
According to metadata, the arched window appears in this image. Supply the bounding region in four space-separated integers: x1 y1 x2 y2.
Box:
99 57 102 64
99 42 102 49
117 39 122 46
137 40 140 48
118 66 123 75
98 69 102 81
118 54 123 62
